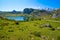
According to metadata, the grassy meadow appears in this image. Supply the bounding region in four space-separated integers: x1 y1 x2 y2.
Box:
0 9 60 40
0 16 60 40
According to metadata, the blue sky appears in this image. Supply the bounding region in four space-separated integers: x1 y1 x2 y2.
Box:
0 0 60 11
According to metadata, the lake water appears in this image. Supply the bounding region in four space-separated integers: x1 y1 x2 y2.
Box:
6 16 25 21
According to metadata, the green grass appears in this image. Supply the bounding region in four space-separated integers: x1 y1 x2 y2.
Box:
0 18 60 40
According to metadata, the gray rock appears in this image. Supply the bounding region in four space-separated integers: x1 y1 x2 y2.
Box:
40 24 52 28
57 27 60 30
53 13 60 18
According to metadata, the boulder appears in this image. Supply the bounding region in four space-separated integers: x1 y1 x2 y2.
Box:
40 24 52 28
57 27 60 30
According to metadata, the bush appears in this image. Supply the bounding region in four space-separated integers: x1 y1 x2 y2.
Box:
0 23 9 26
51 28 55 31
15 22 19 25
8 29 14 32
57 36 60 40
30 31 41 37
0 32 7 40
0 26 4 30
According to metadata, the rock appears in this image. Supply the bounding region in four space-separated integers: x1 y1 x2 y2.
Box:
53 13 60 18
12 10 16 13
23 8 34 14
41 35 48 40
52 38 54 40
57 27 60 30
40 24 52 28
30 31 41 37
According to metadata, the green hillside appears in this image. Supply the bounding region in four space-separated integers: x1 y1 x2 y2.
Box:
0 8 60 40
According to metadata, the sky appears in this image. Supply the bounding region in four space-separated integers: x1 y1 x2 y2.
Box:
0 0 60 11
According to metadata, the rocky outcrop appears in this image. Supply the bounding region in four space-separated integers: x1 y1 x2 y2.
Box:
40 24 52 28
53 13 60 18
12 10 16 13
23 8 34 14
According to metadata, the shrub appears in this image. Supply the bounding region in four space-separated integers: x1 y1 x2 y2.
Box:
9 27 12 29
57 36 60 40
8 29 14 32
0 26 4 30
30 31 41 37
0 32 7 40
1 36 5 38
51 28 55 31
15 22 19 25
0 23 9 26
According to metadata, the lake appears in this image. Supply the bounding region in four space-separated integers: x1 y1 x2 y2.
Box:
6 16 25 21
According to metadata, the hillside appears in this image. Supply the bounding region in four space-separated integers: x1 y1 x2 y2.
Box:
0 8 60 40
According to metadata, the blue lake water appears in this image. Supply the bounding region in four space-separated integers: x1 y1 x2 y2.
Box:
6 16 25 21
